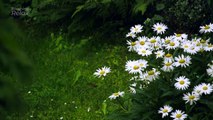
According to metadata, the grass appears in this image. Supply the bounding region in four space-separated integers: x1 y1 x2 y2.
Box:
8 34 133 120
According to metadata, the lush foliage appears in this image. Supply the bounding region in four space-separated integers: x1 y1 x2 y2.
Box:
8 0 213 43
101 22 213 120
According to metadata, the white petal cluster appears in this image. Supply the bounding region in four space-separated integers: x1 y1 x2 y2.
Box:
207 61 213 77
158 105 173 118
94 66 111 78
109 91 125 100
170 110 187 120
199 23 213 33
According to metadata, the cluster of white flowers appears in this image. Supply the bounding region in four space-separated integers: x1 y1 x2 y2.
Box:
173 78 213 114
124 22 213 119
93 22 213 118
158 105 187 120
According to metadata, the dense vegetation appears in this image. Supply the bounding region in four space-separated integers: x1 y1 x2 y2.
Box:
0 0 213 120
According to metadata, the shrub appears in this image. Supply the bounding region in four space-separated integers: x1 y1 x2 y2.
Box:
6 0 213 44
95 22 213 120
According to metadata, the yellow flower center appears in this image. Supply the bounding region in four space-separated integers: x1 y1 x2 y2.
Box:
133 65 140 70
179 59 185 63
208 44 212 47
200 39 206 44
179 80 185 85
162 109 168 113
170 42 175 46
204 25 210 30
141 50 146 53
176 114 182 118
157 27 162 30
113 93 119 97
165 53 172 58
148 70 154 75
184 45 189 48
100 70 105 75
189 95 195 100
196 43 201 46
140 63 144 67
165 39 170 44
150 39 156 43
131 42 136 46
203 86 208 90
165 62 172 66
140 41 145 45
176 34 182 37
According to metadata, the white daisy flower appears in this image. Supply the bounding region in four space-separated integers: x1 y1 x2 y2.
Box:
204 43 213 52
127 40 137 51
181 40 191 50
94 66 111 78
148 36 161 48
158 105 173 118
171 110 187 120
125 60 142 74
155 50 165 58
199 23 213 33
154 42 163 50
126 32 136 38
137 59 148 69
174 76 190 90
192 38 202 48
183 92 200 105
207 65 213 77
193 85 202 95
164 53 174 62
152 23 168 34
200 39 210 46
130 24 143 33
174 33 188 42
136 48 152 56
144 68 160 81
109 91 125 100
184 45 200 55
136 36 150 49
199 83 213 95
174 55 191 68
161 60 174 72
165 40 180 50
162 36 174 45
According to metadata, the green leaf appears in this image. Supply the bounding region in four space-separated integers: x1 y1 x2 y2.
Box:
152 15 163 21
72 5 84 18
160 91 173 98
156 3 165 11
133 0 153 15
134 2 148 15
72 70 81 86
102 100 107 115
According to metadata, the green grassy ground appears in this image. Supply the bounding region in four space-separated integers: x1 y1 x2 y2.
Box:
9 35 133 120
